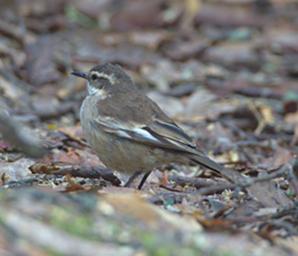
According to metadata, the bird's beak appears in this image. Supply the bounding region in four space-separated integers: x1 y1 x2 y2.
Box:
71 70 88 79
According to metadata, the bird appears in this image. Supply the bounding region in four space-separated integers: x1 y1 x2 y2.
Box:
72 63 233 189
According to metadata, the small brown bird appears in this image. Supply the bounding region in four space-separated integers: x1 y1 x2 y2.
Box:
72 63 231 188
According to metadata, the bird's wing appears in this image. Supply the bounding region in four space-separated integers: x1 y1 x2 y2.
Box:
92 116 198 154
92 116 232 180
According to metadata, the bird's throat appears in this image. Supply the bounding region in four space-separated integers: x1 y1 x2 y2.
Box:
87 82 108 99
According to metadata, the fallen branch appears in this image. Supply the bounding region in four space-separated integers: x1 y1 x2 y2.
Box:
1 177 39 189
30 163 121 186
196 162 293 195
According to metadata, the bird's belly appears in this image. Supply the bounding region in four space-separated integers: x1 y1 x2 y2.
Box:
84 126 173 173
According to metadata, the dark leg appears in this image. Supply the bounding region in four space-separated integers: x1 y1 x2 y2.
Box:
137 171 152 190
124 171 142 187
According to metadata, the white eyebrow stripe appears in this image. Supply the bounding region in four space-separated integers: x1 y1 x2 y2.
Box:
90 71 116 84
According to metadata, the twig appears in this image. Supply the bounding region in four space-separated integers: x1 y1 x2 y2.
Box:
233 86 281 99
30 163 121 186
56 165 121 186
169 174 225 188
223 201 298 226
159 184 183 192
1 177 39 189
196 162 293 195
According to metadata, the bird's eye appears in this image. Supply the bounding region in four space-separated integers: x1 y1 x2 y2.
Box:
91 74 97 81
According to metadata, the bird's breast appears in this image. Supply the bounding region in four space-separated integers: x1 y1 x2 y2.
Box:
80 97 100 141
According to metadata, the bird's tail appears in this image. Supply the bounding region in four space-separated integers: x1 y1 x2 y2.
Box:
190 153 235 183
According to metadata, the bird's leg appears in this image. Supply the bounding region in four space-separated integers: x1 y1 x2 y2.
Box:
124 171 152 189
124 171 142 187
137 171 152 190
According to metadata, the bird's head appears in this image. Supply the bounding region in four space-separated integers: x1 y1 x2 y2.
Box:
71 63 134 98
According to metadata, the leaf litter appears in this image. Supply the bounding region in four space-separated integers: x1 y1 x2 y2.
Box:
0 0 297 255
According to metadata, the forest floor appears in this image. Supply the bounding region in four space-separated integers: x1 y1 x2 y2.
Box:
0 0 298 255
